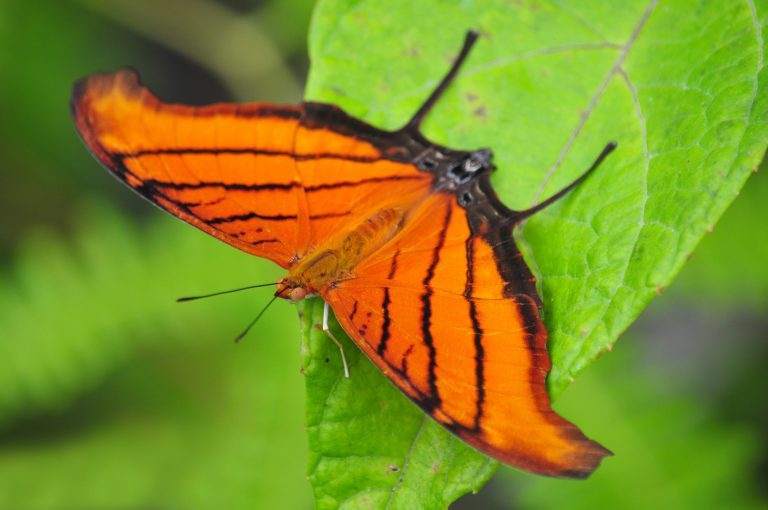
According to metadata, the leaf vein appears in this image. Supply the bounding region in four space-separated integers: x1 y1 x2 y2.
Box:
518 0 658 315
384 415 429 510
529 0 659 208
567 68 650 370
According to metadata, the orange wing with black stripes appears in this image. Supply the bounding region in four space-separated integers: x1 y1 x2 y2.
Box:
72 69 306 267
325 175 611 477
72 31 615 478
71 70 430 268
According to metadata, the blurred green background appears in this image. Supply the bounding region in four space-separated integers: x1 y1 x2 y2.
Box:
0 1 766 509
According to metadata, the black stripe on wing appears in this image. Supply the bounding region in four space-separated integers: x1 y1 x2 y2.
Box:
464 235 486 432
456 173 541 309
418 202 453 412
377 250 400 356
134 174 425 193
117 147 383 163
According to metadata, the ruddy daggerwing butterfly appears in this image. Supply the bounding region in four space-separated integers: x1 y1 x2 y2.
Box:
72 31 616 478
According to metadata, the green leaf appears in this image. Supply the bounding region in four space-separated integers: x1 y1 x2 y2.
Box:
670 156 768 310
302 0 768 507
300 298 496 510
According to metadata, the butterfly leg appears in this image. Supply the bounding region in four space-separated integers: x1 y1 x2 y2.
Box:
323 300 350 379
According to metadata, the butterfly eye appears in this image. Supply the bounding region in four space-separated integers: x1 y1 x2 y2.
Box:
289 287 307 301
459 191 473 206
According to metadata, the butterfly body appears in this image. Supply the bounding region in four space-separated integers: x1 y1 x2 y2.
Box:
280 206 405 299
72 31 617 478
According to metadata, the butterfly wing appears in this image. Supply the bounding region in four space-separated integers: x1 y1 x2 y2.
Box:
293 103 434 250
72 72 437 267
323 176 610 478
72 69 311 267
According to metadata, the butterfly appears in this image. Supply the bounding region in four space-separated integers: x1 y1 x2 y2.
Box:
72 31 615 478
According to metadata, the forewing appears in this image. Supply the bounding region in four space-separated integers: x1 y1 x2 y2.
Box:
324 191 610 478
293 103 434 251
71 69 308 267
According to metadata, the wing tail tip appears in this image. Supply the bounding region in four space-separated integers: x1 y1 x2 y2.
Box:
546 422 612 478
499 442 612 479
451 424 611 478
555 439 613 479
497 440 611 479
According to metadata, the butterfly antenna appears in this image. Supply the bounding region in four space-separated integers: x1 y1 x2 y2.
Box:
233 296 278 343
177 282 277 302
516 141 617 220
404 30 480 132
233 286 289 343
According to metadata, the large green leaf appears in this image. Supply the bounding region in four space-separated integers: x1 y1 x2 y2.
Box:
302 0 767 508
300 298 496 510
670 156 768 309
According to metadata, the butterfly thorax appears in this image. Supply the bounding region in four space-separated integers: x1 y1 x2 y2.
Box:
277 208 404 301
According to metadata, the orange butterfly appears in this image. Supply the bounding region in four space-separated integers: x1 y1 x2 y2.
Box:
72 31 615 478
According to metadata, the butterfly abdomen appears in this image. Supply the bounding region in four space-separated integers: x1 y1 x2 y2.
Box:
288 208 403 292
341 208 403 260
